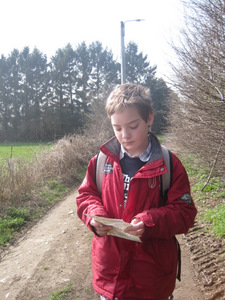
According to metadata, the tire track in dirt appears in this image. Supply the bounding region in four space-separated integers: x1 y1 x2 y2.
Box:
185 222 225 300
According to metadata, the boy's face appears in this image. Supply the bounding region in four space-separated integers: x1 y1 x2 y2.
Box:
111 106 153 156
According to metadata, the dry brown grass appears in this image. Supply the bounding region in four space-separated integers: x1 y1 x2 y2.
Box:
0 97 113 212
0 158 38 211
37 135 95 185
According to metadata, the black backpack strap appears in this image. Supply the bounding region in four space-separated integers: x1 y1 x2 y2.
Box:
160 146 173 202
175 237 181 281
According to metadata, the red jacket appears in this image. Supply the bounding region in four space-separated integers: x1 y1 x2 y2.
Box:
76 134 197 300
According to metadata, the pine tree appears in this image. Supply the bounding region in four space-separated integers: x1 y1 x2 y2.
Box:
125 42 156 84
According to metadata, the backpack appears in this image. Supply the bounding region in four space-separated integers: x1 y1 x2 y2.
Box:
95 145 172 202
94 145 181 281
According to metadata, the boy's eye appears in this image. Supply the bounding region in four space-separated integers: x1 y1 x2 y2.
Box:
114 124 138 132
130 124 138 130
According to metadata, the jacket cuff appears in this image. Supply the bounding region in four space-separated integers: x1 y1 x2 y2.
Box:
135 211 155 227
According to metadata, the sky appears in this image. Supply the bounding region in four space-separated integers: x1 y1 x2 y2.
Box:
0 0 185 79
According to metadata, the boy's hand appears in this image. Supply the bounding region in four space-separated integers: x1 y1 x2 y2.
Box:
90 219 112 237
124 218 145 237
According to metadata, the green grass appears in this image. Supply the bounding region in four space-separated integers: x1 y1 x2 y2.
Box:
181 155 225 196
37 180 70 207
203 203 225 238
0 142 51 160
28 180 70 221
48 283 73 300
181 154 225 240
0 206 30 246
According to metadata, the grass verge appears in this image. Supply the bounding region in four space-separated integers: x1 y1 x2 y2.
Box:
0 179 70 246
203 203 225 238
182 154 225 240
0 207 30 246
48 283 73 300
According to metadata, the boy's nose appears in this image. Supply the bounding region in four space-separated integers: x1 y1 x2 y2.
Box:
122 129 131 139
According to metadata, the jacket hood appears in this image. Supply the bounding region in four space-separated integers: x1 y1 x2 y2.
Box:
100 132 163 163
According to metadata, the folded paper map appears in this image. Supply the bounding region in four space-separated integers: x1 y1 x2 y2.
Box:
85 214 141 243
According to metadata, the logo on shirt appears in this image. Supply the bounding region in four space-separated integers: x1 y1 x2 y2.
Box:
123 173 131 206
104 163 113 175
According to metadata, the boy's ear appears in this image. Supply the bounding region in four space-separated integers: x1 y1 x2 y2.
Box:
147 112 154 127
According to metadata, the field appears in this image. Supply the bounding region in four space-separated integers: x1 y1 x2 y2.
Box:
0 142 51 160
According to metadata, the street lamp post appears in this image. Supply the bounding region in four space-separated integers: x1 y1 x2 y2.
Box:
120 21 126 84
120 19 144 84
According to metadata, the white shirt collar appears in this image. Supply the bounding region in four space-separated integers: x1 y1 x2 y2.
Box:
120 136 152 162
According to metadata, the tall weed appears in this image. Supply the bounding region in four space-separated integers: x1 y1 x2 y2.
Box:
0 158 40 211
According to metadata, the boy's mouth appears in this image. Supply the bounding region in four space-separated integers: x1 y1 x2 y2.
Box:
123 141 134 146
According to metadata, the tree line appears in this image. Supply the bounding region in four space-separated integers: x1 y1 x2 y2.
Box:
0 41 171 142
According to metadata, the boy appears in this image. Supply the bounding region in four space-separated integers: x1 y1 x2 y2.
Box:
76 84 197 300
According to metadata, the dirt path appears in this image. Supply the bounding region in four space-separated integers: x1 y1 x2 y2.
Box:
0 191 203 300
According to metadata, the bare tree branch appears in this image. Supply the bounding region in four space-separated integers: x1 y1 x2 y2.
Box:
168 0 225 189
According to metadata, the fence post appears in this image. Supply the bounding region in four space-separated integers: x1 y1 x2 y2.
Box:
10 144 13 159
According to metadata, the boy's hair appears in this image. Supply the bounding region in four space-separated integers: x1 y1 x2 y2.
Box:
105 84 154 122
